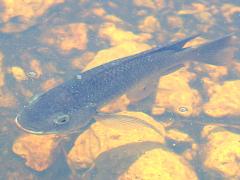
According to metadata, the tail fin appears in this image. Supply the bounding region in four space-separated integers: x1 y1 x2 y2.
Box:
182 34 236 66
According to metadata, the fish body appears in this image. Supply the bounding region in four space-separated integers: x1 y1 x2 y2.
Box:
15 35 233 134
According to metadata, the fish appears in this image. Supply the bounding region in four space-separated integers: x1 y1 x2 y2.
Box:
15 34 234 134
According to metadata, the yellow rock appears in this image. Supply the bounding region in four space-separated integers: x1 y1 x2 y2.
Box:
194 64 228 81
103 15 124 24
1 0 64 22
98 23 151 46
177 3 215 32
183 37 207 48
41 23 88 52
84 41 151 71
67 111 165 169
133 0 165 10
166 129 193 142
152 67 202 117
12 134 60 171
9 66 27 81
201 125 240 178
203 79 240 117
120 147 198 180
0 0 64 32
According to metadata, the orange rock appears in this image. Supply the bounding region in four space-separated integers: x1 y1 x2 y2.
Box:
41 78 63 92
41 23 88 52
67 111 165 169
201 125 240 178
19 86 33 98
0 51 4 87
167 16 183 29
221 4 240 22
100 95 130 113
177 3 207 15
203 78 240 117
30 59 43 78
107 2 118 8
45 62 60 74
92 8 106 17
12 134 60 171
0 89 17 108
171 32 187 41
138 16 161 33
152 68 202 117
0 0 64 32
71 52 95 71
182 143 198 161
0 72 5 87
233 61 240 74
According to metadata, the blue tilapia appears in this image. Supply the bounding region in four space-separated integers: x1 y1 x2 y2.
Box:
15 34 234 134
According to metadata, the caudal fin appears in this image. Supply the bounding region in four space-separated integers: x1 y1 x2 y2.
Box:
183 34 236 66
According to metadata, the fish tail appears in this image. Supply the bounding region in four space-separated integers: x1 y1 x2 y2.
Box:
183 34 236 66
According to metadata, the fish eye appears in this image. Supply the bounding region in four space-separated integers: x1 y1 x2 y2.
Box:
53 114 70 125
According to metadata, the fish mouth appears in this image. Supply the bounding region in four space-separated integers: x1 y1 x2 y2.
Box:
15 115 44 135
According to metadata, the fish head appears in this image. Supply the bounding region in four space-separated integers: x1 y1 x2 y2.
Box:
15 90 97 134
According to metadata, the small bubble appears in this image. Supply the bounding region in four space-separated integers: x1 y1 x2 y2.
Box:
27 71 37 78
76 74 82 80
179 106 188 112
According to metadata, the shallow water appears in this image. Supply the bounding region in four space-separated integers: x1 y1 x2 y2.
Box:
0 0 240 179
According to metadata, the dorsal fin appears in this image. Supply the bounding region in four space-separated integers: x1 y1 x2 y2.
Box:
81 34 200 77
156 34 200 52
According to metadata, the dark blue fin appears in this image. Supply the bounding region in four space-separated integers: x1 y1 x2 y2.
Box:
140 34 200 56
84 34 201 74
157 34 200 52
182 34 236 66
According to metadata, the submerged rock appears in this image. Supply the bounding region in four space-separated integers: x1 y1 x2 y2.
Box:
67 111 165 170
201 125 240 178
12 134 60 171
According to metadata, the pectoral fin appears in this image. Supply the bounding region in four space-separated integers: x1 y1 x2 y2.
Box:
94 112 163 136
126 73 160 103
